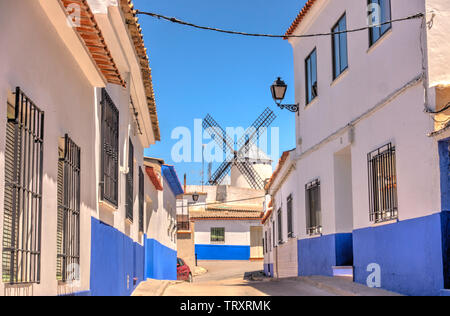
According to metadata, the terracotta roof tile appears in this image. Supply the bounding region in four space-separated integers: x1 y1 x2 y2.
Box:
265 149 294 191
60 0 126 86
145 166 163 191
190 210 263 220
284 0 319 39
119 0 160 141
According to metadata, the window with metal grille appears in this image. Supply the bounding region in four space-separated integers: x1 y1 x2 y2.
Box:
264 231 268 253
306 179 322 236
273 223 276 248
305 48 318 105
126 139 134 222
211 227 225 243
57 135 81 283
277 208 282 244
2 87 44 284
368 0 392 46
368 143 398 223
332 13 348 79
100 89 119 207
139 167 144 232
287 195 294 238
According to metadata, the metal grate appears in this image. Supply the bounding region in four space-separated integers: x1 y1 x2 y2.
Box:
306 179 322 236
2 87 44 284
138 167 144 232
211 227 225 243
277 208 282 244
368 143 398 223
100 89 119 207
125 139 134 222
287 195 293 238
57 135 81 283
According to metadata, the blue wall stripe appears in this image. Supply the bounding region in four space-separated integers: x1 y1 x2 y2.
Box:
195 244 250 260
90 217 144 296
441 211 450 289
353 213 445 296
145 238 177 280
297 233 353 277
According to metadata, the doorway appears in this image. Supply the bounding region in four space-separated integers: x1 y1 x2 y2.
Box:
250 226 263 259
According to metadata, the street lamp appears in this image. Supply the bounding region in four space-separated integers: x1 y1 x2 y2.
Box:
270 77 299 113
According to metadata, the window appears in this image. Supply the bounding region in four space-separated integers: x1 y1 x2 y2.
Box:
287 195 294 238
268 229 272 252
368 143 398 223
2 87 44 284
272 223 276 248
57 135 81 283
139 167 144 232
125 139 134 222
211 227 225 243
368 0 392 46
264 231 268 253
306 179 322 236
305 48 318 104
332 14 348 79
100 89 119 207
277 208 282 244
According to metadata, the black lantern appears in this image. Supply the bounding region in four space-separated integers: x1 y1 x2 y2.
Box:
270 77 299 113
271 77 288 101
192 193 199 202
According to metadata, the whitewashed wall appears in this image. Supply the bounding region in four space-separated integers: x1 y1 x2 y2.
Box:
0 0 97 296
195 220 261 246
287 0 442 235
145 176 177 252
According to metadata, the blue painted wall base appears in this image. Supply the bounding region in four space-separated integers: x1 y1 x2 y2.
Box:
264 263 274 277
145 238 177 280
195 244 250 260
353 213 448 296
90 217 145 296
298 233 353 277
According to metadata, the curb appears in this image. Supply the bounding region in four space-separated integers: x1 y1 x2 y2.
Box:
299 277 357 296
157 281 171 296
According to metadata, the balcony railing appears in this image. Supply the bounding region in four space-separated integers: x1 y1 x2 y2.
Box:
177 221 190 231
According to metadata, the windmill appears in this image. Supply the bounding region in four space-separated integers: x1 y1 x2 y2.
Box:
202 108 276 190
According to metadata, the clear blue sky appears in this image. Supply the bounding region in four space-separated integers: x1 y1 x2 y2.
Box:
137 0 307 185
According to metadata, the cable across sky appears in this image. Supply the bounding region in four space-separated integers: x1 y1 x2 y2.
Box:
135 10 424 39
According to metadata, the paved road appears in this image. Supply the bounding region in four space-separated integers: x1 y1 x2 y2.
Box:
163 260 336 296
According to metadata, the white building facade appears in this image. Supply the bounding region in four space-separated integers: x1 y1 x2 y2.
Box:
186 185 265 261
0 0 170 296
277 0 450 296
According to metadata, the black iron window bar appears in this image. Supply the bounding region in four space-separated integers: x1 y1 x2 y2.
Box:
100 89 119 207
287 195 294 238
211 227 225 242
177 217 190 231
368 143 398 223
2 87 44 284
306 179 322 236
139 167 144 232
57 135 81 283
125 139 134 222
277 208 283 244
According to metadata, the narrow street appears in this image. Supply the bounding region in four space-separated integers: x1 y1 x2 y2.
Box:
163 261 336 296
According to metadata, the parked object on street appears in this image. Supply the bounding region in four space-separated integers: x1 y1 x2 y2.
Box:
177 258 193 283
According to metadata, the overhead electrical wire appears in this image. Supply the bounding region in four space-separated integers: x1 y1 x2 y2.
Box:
135 10 424 39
